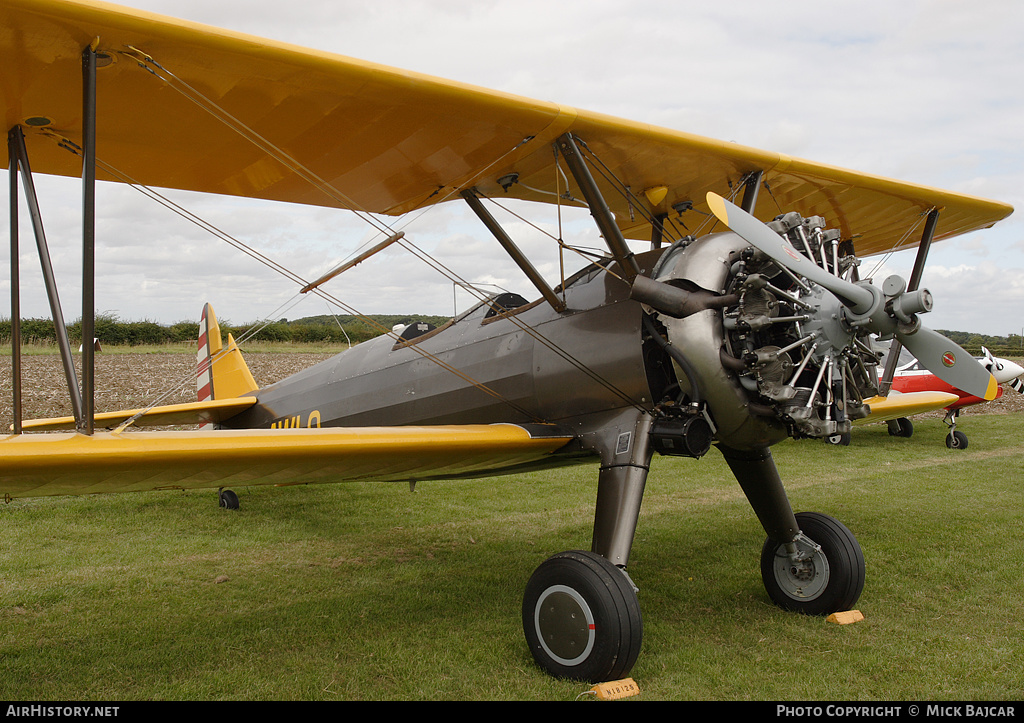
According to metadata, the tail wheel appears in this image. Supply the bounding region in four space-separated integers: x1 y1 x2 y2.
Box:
218 489 240 510
522 550 642 682
760 512 865 616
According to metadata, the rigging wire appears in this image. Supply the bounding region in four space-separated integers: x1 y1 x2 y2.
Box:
108 47 651 414
39 133 546 425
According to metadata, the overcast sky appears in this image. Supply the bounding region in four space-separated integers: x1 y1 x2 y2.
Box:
4 0 1023 337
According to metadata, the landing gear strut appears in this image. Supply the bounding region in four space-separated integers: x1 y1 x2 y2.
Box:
943 410 968 449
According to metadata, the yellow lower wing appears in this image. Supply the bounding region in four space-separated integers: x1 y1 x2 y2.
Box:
853 392 959 425
0 424 573 499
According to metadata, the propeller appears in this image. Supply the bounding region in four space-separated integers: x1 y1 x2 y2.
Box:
706 192 998 402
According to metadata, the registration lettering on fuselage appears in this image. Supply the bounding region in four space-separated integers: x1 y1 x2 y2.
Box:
270 410 321 429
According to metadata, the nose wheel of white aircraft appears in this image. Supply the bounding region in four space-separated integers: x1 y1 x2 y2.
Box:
943 410 968 449
945 430 968 449
522 550 642 682
760 512 865 616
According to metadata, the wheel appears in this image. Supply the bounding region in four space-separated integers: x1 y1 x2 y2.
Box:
760 511 865 616
826 431 850 446
218 489 240 510
945 430 968 449
887 417 913 437
522 550 642 682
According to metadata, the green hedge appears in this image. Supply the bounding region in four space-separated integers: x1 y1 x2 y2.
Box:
0 313 449 347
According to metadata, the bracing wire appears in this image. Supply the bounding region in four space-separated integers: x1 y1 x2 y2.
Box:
99 47 652 416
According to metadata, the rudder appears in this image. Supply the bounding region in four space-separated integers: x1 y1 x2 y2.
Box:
197 303 258 403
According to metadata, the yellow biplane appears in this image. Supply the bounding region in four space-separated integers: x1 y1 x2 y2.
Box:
0 0 1012 682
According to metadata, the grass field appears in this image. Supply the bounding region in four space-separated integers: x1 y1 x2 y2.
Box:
1 406 1021 701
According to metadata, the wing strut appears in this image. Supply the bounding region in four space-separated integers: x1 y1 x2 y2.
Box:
878 209 940 395
7 130 21 434
557 133 641 281
7 42 100 435
81 42 99 435
461 189 566 312
740 170 763 213
7 126 83 429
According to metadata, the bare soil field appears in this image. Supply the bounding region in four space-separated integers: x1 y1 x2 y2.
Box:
0 351 334 426
1 351 1022 429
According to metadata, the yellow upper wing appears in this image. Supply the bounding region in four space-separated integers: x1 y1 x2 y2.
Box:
0 0 1012 257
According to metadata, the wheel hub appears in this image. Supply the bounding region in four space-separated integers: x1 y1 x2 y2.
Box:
534 584 596 666
773 535 830 601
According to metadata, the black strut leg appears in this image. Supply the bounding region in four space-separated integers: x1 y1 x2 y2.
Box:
8 132 22 433
878 209 939 395
718 445 799 543
557 133 640 281
591 414 654 567
740 170 763 214
461 189 565 312
9 127 83 426
81 43 98 435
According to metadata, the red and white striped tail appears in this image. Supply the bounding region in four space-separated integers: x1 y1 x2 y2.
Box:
197 303 221 403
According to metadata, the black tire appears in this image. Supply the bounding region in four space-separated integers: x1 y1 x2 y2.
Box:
760 511 865 616
218 489 240 510
945 430 968 449
825 431 850 446
887 418 913 437
522 550 642 682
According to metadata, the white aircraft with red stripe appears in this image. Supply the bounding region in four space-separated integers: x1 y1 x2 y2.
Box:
881 346 1024 448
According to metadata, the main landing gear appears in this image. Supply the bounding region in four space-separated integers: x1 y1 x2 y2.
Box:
887 417 914 438
889 413 969 449
761 511 865 615
522 550 642 683
520 433 867 683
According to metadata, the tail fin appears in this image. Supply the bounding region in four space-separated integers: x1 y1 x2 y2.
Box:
197 303 258 403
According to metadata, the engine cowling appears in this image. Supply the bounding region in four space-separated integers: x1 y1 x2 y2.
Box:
643 214 883 452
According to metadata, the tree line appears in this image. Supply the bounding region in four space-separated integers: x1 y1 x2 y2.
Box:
1 314 1021 357
0 313 450 348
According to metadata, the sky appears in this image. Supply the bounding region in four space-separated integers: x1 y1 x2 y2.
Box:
4 0 1023 337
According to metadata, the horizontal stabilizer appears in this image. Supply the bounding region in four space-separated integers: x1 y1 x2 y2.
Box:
0 424 574 499
18 397 257 432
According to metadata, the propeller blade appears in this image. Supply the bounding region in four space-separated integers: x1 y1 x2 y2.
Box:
705 191 999 402
897 327 999 401
706 192 874 312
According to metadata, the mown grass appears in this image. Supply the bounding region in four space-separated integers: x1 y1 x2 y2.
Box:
0 414 1022 701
